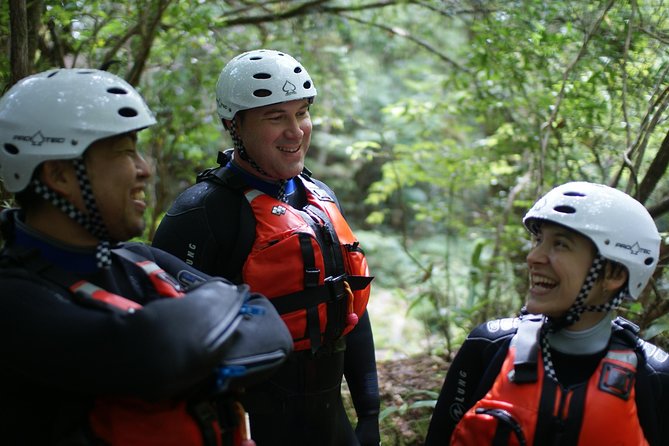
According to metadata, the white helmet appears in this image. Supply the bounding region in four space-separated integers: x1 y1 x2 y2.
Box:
215 49 317 120
0 68 156 192
523 181 661 299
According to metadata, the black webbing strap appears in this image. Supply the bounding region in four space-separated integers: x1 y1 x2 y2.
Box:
270 274 372 315
307 305 322 353
298 232 320 289
297 231 322 353
195 151 257 285
304 205 346 276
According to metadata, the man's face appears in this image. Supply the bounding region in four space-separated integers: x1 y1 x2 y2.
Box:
83 132 151 241
235 99 312 180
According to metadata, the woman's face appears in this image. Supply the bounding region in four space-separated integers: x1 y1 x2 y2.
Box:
525 222 598 318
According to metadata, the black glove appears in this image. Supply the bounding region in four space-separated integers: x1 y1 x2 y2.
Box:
355 413 380 446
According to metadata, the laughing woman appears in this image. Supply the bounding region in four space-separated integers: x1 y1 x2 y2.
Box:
425 181 669 446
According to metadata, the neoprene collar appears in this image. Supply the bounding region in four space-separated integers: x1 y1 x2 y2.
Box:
9 209 100 274
546 312 614 355
226 161 297 199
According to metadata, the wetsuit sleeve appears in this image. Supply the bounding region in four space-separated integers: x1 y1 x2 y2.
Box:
344 311 381 445
653 363 669 443
0 274 252 400
425 322 513 445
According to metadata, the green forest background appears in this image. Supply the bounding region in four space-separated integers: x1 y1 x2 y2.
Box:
4 1 669 442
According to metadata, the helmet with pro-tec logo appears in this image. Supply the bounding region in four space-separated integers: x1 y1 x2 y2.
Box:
0 69 156 193
523 181 660 299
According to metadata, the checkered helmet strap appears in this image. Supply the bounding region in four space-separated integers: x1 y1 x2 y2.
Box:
544 254 605 332
540 253 625 383
32 158 112 268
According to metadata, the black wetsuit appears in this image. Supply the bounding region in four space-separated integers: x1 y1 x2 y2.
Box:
425 316 669 445
152 153 380 446
0 208 282 445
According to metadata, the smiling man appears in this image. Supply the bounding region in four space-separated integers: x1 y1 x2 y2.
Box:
153 49 381 446
0 69 291 445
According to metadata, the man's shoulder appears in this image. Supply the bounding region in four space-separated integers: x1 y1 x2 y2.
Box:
0 264 40 283
0 256 67 297
167 169 244 216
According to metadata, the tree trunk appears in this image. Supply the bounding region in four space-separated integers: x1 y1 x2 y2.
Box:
9 0 31 87
638 128 669 207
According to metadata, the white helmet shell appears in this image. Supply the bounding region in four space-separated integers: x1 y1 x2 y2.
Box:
523 181 661 299
215 49 317 120
0 69 156 192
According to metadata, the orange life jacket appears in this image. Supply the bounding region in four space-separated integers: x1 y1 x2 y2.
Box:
450 320 648 446
241 176 372 353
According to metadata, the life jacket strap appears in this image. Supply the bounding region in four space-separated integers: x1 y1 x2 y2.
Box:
512 316 543 383
70 280 143 312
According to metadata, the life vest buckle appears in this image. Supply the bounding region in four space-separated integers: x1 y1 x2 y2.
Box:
324 274 347 302
599 361 635 400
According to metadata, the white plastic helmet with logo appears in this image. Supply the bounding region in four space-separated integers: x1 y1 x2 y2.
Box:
523 181 661 299
0 69 156 193
215 49 317 120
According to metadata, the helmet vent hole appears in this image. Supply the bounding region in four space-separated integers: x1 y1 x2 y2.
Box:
303 81 312 89
107 87 128 95
645 257 655 266
253 73 272 80
563 191 586 197
249 56 262 61
294 67 302 74
253 89 272 98
3 143 19 155
118 107 138 118
553 205 576 214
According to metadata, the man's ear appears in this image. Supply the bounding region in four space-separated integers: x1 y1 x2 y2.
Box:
39 160 77 197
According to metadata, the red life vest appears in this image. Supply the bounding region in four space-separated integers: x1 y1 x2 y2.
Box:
69 252 241 446
241 176 372 353
450 324 648 446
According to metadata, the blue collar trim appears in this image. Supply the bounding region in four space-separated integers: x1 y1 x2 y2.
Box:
227 162 297 198
13 216 99 274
